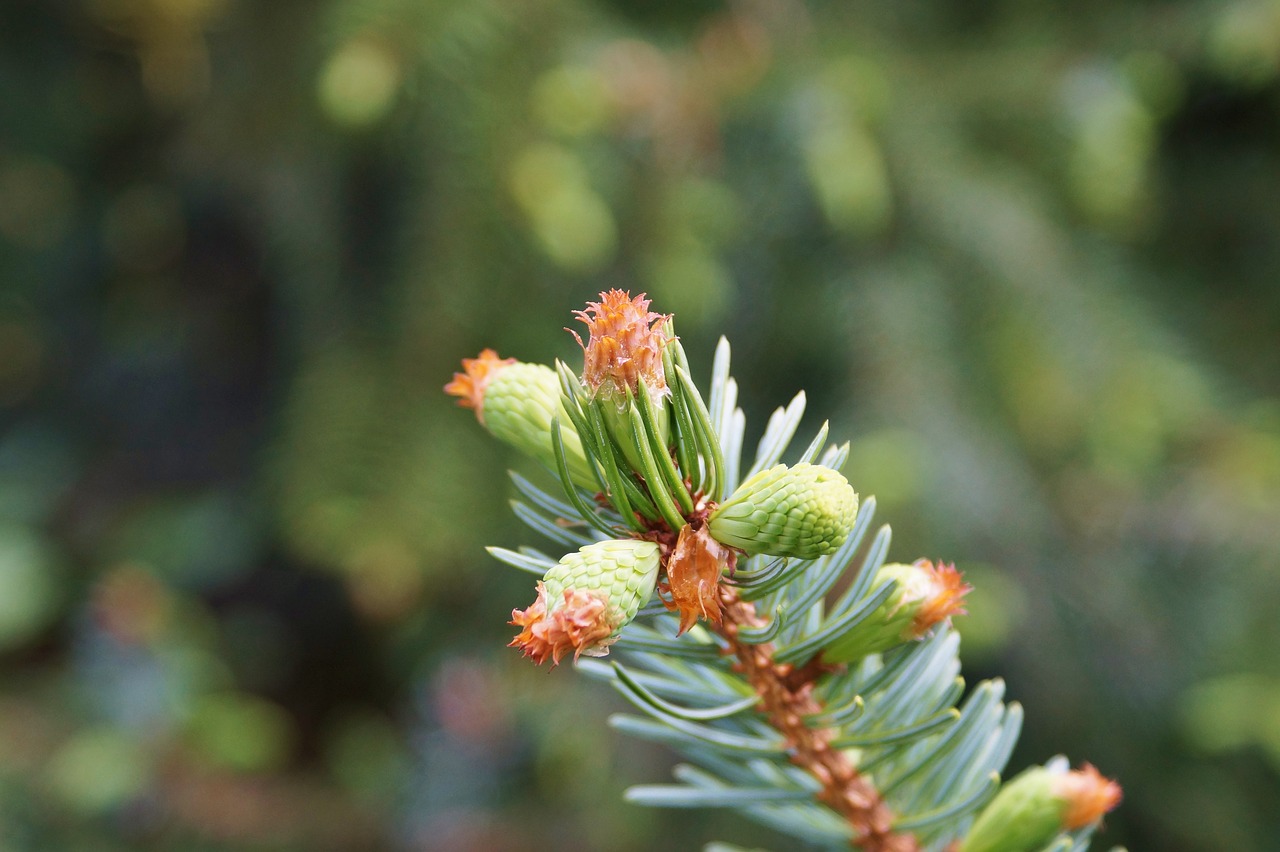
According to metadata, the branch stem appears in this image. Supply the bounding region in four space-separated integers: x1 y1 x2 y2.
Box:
714 586 920 852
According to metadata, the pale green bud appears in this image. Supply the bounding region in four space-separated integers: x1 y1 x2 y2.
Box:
822 560 970 664
961 767 1062 852
707 463 857 559
446 351 596 490
510 539 661 665
542 539 661 630
960 763 1122 852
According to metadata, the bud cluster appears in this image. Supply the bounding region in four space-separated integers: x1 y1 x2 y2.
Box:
448 291 1121 851
447 293 950 658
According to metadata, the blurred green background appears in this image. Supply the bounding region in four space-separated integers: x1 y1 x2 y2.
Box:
2 0 1280 849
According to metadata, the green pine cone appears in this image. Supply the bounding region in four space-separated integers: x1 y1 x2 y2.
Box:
481 362 597 490
708 463 857 559
542 539 661 635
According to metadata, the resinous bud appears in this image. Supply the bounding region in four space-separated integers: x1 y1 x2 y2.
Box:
707 463 857 559
509 539 660 665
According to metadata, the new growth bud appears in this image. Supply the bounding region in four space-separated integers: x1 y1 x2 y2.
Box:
822 559 970 664
509 539 660 665
572 289 672 406
1056 763 1124 831
446 350 596 490
708 463 857 559
571 290 673 475
960 762 1122 852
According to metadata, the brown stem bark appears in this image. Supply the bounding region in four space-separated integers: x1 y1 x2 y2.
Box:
714 585 920 852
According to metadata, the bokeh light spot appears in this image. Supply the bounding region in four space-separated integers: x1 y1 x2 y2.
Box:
46 728 149 814
0 526 61 650
0 156 76 251
532 65 612 137
319 39 402 128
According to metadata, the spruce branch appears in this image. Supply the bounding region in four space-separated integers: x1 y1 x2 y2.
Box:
447 289 1123 851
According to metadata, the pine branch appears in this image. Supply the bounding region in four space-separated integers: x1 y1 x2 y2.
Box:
448 290 1123 852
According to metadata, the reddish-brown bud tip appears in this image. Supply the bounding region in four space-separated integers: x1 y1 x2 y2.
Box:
910 559 972 636
509 582 616 666
664 523 732 634
1055 763 1122 829
445 349 516 420
570 290 672 398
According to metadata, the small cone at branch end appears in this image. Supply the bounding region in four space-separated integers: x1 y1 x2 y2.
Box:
708 463 857 559
509 539 661 665
446 350 596 489
959 762 1122 852
821 559 972 665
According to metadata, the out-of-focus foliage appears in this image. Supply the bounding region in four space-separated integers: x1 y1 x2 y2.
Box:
0 0 1278 849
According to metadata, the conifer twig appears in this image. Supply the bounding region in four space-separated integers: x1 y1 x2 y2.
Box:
448 290 1123 852
716 585 919 852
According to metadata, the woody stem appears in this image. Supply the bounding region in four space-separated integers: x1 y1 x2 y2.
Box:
713 585 921 852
